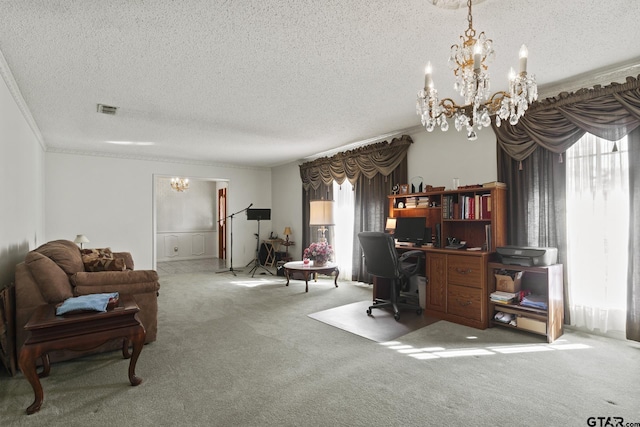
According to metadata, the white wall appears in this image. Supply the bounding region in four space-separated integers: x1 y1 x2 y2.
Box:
0 66 45 287
45 153 272 269
406 127 497 189
271 161 303 259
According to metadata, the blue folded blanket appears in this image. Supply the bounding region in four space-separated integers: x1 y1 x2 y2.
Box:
56 292 119 315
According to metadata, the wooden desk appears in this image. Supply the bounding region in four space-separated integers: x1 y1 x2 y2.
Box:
283 261 339 292
18 295 145 414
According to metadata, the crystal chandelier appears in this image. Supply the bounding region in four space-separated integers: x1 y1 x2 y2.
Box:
170 177 189 192
416 0 538 140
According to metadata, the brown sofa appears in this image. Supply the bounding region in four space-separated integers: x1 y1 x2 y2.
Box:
14 240 160 364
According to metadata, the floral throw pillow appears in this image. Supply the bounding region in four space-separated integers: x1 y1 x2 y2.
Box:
83 257 126 272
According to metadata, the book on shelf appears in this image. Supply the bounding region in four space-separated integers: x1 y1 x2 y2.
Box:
484 224 492 252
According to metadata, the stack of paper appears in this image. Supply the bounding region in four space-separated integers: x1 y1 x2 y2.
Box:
490 291 519 305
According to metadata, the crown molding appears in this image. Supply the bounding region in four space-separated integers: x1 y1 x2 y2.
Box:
301 125 423 163
538 58 640 100
45 146 271 171
0 48 46 151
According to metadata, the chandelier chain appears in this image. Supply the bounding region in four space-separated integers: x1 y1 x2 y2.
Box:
465 0 475 39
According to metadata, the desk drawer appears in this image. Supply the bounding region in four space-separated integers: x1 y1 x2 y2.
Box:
447 255 483 288
447 285 482 322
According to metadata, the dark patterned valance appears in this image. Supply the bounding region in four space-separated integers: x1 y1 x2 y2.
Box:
299 135 413 191
493 75 640 161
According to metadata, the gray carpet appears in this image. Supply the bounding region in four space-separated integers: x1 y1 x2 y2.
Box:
1 270 639 427
308 300 440 342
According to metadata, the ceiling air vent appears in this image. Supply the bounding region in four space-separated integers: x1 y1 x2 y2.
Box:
97 104 118 115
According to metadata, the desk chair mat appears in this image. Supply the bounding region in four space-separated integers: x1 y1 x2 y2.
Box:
308 301 439 343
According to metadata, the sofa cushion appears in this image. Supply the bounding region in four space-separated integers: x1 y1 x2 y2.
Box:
25 251 73 303
34 240 84 275
84 257 126 272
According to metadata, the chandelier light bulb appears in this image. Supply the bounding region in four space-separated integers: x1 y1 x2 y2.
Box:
473 42 482 72
519 44 528 73
424 62 434 89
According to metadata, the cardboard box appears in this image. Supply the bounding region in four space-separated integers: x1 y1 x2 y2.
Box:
495 271 523 293
517 316 547 334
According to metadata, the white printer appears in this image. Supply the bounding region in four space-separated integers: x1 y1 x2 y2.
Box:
496 246 558 266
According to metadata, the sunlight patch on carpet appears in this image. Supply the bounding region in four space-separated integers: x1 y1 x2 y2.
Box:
378 337 592 361
230 278 285 288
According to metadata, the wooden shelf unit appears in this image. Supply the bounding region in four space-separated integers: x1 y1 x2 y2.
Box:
388 186 506 252
487 262 564 342
388 186 507 329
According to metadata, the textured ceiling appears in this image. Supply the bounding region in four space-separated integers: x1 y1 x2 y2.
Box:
1 0 639 167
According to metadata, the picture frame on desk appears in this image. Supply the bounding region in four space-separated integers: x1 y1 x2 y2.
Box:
399 184 409 194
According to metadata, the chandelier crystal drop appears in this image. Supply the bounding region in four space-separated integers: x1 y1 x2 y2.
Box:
170 177 189 192
416 0 538 140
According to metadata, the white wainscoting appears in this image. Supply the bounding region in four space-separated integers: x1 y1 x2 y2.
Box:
156 231 217 261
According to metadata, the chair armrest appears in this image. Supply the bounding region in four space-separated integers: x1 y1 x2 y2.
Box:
398 250 424 262
71 270 159 296
399 250 424 276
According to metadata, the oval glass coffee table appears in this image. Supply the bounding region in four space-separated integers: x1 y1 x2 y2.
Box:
283 261 339 292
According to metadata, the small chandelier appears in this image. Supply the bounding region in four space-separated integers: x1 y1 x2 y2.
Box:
416 0 538 140
170 177 189 192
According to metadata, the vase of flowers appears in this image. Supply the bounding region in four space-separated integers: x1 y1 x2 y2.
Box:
303 241 334 267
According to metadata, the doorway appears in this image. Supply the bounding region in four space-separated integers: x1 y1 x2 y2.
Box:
152 175 229 267
218 188 227 259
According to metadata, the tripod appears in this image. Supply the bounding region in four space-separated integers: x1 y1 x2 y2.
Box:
217 203 252 276
247 218 273 277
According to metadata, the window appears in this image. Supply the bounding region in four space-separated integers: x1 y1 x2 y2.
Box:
565 133 629 334
333 180 354 280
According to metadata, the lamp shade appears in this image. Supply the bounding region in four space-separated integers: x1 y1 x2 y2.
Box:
73 234 90 244
283 227 292 236
385 217 397 231
309 200 335 225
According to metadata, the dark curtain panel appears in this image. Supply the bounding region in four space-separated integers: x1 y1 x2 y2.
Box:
497 146 568 322
495 75 640 338
352 161 408 283
627 128 640 341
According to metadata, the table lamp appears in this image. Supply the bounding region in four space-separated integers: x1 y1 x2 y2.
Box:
283 227 292 257
309 200 334 242
283 227 292 243
385 217 397 234
73 234 90 249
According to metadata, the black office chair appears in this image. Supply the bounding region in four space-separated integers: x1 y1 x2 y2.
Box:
357 231 424 321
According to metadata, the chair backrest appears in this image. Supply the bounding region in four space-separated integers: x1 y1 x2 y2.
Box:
357 231 400 279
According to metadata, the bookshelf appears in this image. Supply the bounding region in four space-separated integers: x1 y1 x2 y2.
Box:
487 262 564 342
388 184 506 252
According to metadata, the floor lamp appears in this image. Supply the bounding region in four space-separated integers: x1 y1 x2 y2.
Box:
309 200 335 243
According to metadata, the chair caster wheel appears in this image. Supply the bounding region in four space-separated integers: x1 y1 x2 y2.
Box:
417 308 423 315
366 308 372 316
394 313 400 321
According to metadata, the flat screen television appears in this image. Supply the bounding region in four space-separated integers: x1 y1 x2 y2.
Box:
394 217 430 245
